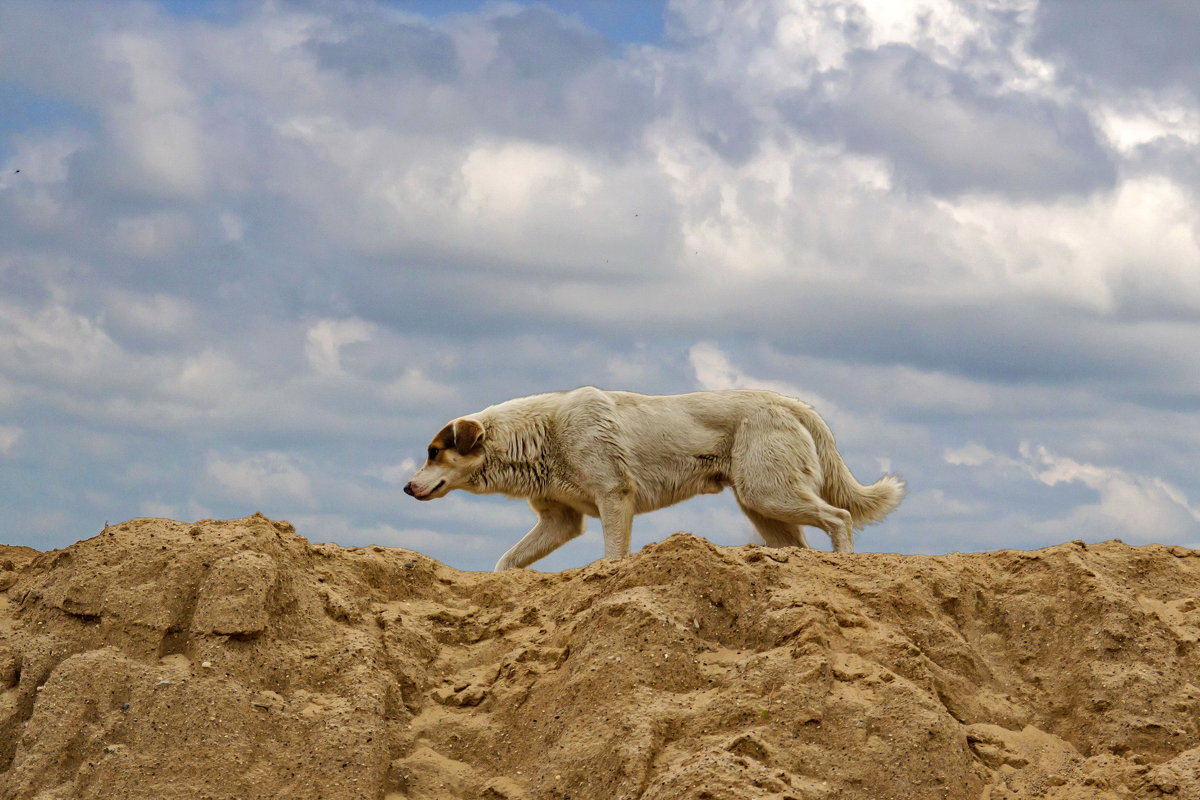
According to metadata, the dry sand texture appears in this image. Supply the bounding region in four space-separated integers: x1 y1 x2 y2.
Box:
2 514 1200 799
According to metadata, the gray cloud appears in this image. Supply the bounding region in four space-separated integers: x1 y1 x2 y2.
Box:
1033 0 1200 94
308 21 459 81
491 5 608 78
784 44 1116 197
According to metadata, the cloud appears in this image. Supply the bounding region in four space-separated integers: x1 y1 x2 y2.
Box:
945 441 1200 545
305 318 373 376
206 451 315 507
787 44 1115 197
307 19 459 81
386 369 457 405
138 500 179 519
373 459 418 485
0 426 22 456
689 341 835 410
110 212 194 260
490 5 608 79
99 30 207 197
0 301 128 388
1032 1 1200 95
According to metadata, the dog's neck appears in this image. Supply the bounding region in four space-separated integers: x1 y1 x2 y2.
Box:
469 417 554 496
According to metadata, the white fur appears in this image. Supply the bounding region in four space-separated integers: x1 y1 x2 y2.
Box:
405 388 905 571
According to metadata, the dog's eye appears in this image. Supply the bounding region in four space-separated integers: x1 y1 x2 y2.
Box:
428 446 440 460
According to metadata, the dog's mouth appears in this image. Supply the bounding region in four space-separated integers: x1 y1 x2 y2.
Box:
417 479 446 500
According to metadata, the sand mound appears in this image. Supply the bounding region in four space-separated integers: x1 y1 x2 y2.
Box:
3 515 1200 799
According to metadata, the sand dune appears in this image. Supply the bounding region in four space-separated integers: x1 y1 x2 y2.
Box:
2 514 1199 799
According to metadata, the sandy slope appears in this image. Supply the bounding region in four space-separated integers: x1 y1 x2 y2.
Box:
2 514 1200 799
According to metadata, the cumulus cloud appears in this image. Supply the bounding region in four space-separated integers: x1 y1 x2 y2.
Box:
305 318 373 376
0 302 128 388
373 459 418 485
99 31 208 197
789 44 1115 197
689 341 834 409
307 19 459 81
1032 1 1200 95
0 426 22 456
206 451 314 507
945 441 1200 545
138 500 180 519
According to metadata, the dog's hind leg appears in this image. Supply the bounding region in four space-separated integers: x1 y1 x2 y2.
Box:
737 488 854 553
732 409 854 553
494 500 584 571
737 501 810 548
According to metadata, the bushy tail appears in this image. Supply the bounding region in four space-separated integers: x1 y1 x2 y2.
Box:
791 399 906 529
838 473 906 529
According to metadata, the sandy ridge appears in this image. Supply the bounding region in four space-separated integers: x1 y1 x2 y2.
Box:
2 514 1200 799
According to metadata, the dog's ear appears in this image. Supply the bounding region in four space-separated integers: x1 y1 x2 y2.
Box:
452 418 485 455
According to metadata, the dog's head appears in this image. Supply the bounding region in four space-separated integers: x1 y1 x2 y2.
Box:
404 417 486 501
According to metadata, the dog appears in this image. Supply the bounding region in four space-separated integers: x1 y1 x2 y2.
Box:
404 387 904 570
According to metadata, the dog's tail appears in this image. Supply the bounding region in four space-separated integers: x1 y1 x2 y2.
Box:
798 402 906 529
834 471 906 529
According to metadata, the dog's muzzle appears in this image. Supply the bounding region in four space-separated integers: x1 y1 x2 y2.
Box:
404 480 444 499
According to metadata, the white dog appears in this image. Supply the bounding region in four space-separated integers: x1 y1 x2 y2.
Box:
405 387 904 571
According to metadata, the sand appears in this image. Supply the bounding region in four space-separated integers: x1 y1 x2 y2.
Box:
2 513 1199 799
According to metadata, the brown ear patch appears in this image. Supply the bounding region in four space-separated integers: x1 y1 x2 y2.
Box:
431 424 455 449
452 418 485 455
429 424 455 458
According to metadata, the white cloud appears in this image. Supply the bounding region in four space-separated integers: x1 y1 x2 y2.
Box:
858 0 980 55
110 212 194 260
206 451 314 506
374 459 417 485
947 441 1200 543
167 349 245 403
101 30 207 197
1097 102 1200 153
139 500 179 519
0 426 22 456
944 175 1200 312
943 442 1003 468
305 318 373 376
460 141 600 217
1 130 88 188
101 290 198 342
218 212 246 243
1022 442 1200 539
689 341 837 411
385 368 456 404
0 302 126 385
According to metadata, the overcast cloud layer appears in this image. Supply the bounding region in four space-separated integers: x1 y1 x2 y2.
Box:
2 0 1198 570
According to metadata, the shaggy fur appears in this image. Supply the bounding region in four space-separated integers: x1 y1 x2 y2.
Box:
404 387 905 571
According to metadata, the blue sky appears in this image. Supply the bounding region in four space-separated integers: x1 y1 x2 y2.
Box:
2 0 1199 570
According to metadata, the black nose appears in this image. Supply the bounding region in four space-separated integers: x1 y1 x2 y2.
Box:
403 483 415 496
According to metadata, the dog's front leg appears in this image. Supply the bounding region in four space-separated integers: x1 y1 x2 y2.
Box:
495 499 584 571
597 489 635 560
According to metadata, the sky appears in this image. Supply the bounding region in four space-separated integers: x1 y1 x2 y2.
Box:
2 0 1199 571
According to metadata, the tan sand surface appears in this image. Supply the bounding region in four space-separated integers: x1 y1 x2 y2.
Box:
2 514 1199 799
